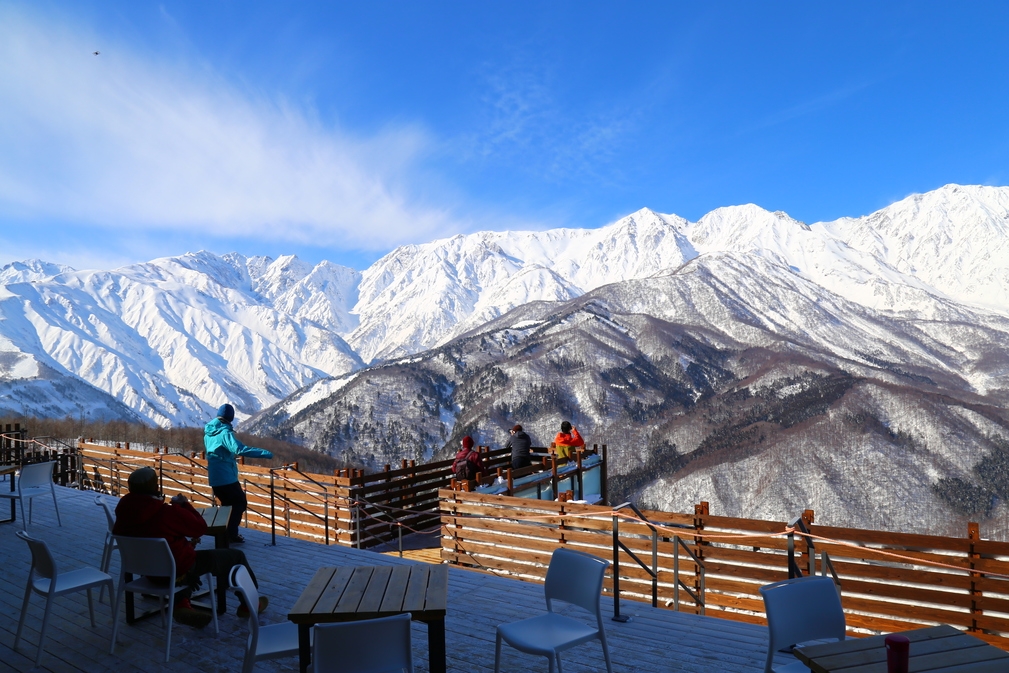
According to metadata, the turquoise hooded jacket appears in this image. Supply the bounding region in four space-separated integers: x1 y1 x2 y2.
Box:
204 417 273 487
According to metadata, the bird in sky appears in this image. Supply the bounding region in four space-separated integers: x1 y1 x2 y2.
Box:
93 51 100 56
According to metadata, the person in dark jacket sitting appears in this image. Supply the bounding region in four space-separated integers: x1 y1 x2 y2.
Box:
504 424 532 469
113 466 267 627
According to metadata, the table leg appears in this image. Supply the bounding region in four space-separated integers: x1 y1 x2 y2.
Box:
125 573 135 623
216 576 228 615
428 617 446 673
298 623 311 673
212 528 229 614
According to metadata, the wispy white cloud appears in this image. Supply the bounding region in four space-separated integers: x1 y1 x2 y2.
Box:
740 80 876 134
0 6 460 251
459 56 640 186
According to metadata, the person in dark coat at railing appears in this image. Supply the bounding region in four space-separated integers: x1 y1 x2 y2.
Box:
504 424 532 470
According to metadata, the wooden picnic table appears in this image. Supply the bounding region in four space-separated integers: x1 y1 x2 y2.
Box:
794 624 1009 672
288 564 448 673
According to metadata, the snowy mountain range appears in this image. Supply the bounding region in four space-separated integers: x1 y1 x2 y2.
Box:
252 249 1009 536
347 184 1009 362
4 182 1009 532
0 184 1005 440
0 253 362 425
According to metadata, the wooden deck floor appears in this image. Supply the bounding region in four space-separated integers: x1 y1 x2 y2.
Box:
0 486 792 672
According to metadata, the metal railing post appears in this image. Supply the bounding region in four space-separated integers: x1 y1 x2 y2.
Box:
612 511 628 622
651 527 658 608
674 535 680 611
324 494 330 546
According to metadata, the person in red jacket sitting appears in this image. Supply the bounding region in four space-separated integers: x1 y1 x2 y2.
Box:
452 436 486 482
553 421 584 464
113 467 267 628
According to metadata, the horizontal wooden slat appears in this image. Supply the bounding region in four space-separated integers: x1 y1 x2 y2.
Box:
440 489 1009 651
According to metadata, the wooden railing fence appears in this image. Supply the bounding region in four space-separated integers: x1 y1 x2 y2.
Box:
76 441 599 548
439 490 1009 649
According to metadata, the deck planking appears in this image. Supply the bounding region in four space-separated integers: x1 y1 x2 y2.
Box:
0 486 792 672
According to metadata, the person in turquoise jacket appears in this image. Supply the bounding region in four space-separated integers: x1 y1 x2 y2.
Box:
205 403 273 543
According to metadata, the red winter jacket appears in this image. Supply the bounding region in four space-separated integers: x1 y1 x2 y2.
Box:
113 493 207 576
453 447 486 480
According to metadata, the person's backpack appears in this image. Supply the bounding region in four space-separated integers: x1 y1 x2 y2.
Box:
453 453 477 481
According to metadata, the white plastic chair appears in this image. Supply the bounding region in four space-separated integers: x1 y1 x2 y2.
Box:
0 461 62 531
15 530 115 666
495 547 613 673
95 495 118 603
231 563 305 673
109 536 219 662
759 575 846 673
312 613 413 673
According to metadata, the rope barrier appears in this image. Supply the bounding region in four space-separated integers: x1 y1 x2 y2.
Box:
0 434 59 448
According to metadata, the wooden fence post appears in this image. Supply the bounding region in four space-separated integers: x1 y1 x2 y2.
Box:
693 501 709 615
559 501 567 545
803 509 815 574
113 448 121 496
969 521 980 633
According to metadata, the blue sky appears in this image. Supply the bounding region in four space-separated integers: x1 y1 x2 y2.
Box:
2 2 1008 271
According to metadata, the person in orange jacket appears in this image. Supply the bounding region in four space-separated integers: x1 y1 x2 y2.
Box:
553 421 584 464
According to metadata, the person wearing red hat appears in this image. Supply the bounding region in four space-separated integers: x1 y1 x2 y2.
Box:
452 436 486 482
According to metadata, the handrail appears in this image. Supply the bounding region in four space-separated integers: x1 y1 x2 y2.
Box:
671 535 706 614
610 501 667 622
787 515 840 589
269 463 334 545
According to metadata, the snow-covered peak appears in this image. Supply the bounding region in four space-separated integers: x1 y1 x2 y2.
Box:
825 184 1009 311
0 259 75 284
269 260 361 333
348 209 699 362
251 254 314 300
691 204 809 252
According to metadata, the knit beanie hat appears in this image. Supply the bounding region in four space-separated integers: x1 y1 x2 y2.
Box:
127 466 159 495
512 424 523 432
217 403 235 423
561 421 572 433
462 436 474 450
